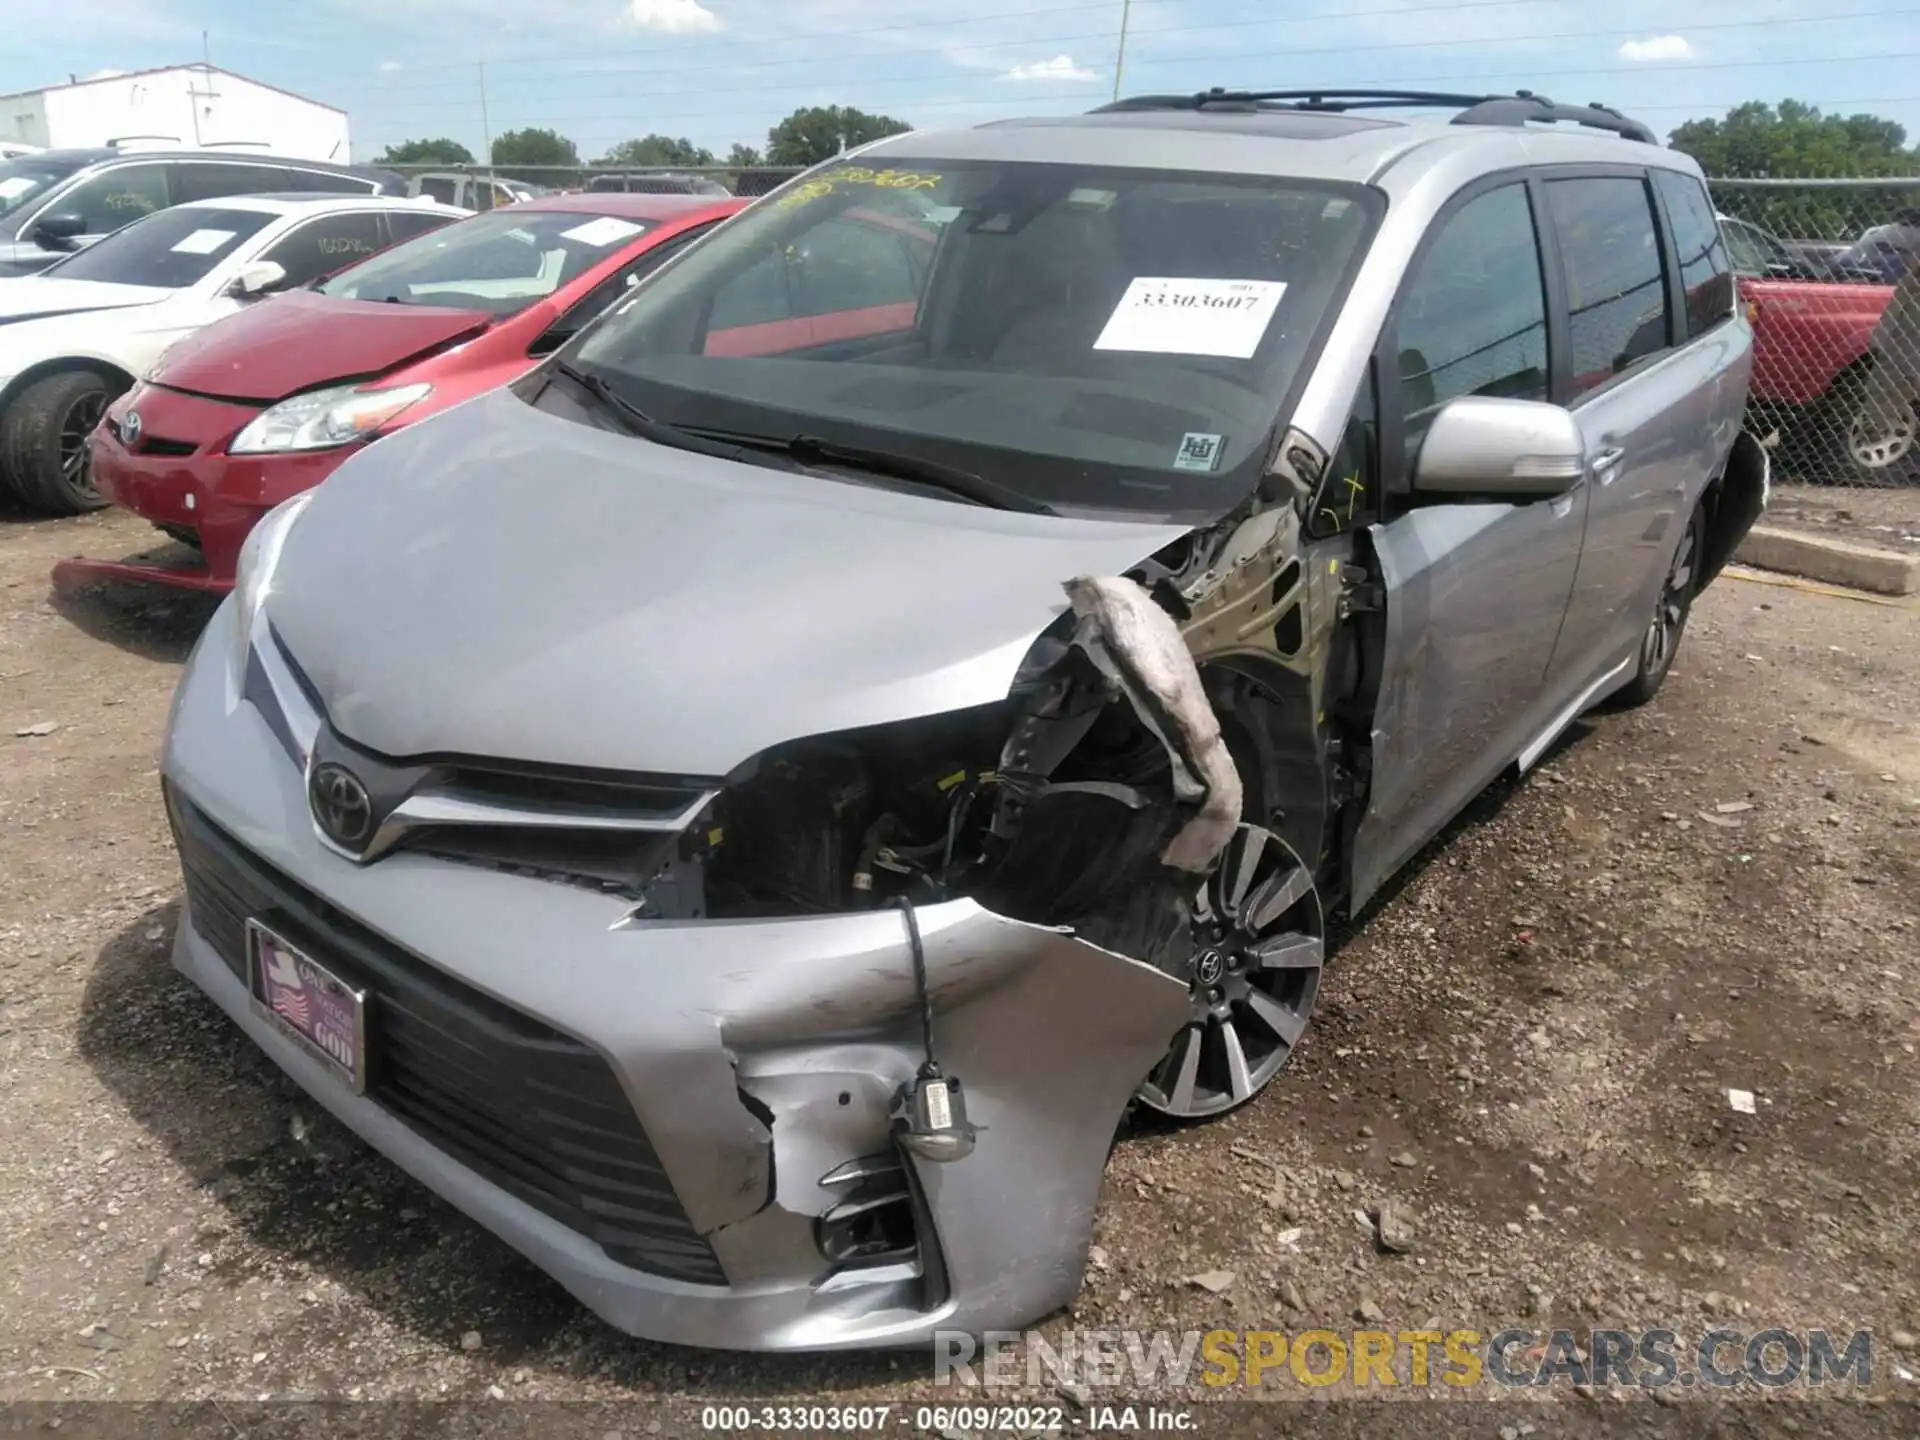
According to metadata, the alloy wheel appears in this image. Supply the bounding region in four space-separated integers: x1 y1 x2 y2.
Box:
58 390 107 495
1136 824 1324 1119
1641 519 1697 679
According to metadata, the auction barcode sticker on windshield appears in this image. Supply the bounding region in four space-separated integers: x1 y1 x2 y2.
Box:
1094 277 1287 359
170 228 236 256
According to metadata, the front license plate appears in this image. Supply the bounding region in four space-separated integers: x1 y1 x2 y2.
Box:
247 920 367 1094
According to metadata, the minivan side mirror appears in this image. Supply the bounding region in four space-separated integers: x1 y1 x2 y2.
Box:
1412 396 1586 501
229 260 289 298
32 211 87 247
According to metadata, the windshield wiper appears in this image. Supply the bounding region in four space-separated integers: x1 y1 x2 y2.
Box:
678 427 1056 516
550 361 806 470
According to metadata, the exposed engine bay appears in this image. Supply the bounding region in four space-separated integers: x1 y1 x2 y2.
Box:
631 441 1364 994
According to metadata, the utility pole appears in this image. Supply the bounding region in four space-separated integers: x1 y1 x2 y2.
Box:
1111 0 1131 102
478 61 493 179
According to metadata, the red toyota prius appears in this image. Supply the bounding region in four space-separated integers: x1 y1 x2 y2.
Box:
71 192 744 591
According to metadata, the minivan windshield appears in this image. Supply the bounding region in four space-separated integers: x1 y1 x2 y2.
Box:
0 156 87 222
564 159 1379 519
41 205 276 287
319 208 655 314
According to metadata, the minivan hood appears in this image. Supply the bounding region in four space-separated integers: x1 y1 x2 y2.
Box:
155 289 492 401
0 275 169 324
268 387 1190 776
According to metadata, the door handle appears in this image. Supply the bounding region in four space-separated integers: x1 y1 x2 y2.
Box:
1590 445 1626 483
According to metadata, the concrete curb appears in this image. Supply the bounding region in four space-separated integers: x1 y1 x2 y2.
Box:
1733 525 1920 597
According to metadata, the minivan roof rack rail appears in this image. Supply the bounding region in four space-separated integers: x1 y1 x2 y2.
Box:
1091 88 1659 145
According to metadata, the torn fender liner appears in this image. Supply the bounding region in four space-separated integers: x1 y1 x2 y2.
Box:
1064 575 1242 873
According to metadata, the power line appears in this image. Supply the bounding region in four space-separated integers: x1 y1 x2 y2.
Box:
296 0 1889 90
342 5 1920 118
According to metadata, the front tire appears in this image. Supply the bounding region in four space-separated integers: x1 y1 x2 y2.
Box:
1134 825 1324 1120
1615 502 1703 708
0 370 119 515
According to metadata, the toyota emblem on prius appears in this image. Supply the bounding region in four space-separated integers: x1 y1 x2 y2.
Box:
121 410 142 448
309 763 374 849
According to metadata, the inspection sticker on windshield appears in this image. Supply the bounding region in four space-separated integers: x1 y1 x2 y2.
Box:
561 216 645 248
1173 432 1226 472
170 228 236 256
1094 277 1287 359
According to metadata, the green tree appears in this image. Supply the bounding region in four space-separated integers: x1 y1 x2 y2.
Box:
491 127 579 168
726 142 764 168
1672 101 1920 240
376 137 474 165
764 105 911 168
594 135 715 168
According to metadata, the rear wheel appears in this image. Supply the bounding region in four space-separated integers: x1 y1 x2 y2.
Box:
0 370 120 514
1134 824 1324 1119
1615 502 1702 708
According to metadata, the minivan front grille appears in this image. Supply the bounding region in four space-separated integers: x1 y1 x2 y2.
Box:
165 788 725 1285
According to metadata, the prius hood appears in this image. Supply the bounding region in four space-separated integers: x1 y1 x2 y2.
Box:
156 289 492 401
268 387 1190 776
0 275 169 324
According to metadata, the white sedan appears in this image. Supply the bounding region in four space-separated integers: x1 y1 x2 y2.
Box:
0 191 465 513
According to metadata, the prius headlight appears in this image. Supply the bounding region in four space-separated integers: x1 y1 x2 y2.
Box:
230 382 432 454
228 492 314 698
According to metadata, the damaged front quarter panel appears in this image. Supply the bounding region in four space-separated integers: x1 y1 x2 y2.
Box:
693 902 1189 1336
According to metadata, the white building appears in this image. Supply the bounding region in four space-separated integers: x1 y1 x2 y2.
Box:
0 66 349 162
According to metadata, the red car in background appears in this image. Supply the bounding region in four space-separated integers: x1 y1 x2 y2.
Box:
1721 212 1912 480
68 193 744 591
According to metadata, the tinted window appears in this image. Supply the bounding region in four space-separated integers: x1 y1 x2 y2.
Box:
319 208 654 315
1653 170 1732 337
40 205 273 287
1547 176 1672 396
1719 219 1772 276
172 161 295 203
52 162 171 235
1396 183 1549 451
417 177 461 206
263 211 387 286
0 157 88 222
384 210 456 245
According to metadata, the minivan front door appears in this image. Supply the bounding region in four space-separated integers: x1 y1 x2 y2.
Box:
1348 179 1588 910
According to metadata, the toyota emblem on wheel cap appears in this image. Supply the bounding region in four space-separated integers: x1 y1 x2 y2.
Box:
121 410 142 447
309 763 374 849
1193 948 1228 986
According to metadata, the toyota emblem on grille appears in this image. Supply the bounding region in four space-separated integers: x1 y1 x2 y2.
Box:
310 763 374 849
121 410 142 447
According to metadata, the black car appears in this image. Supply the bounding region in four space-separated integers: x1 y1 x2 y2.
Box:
0 149 409 277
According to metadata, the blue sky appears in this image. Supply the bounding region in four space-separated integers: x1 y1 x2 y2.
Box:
7 0 1920 163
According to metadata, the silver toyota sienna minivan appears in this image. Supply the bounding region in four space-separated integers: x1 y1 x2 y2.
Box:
159 89 1767 1350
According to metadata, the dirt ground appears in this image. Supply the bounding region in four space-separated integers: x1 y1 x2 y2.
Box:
1765 482 1920 554
3 505 1919 1434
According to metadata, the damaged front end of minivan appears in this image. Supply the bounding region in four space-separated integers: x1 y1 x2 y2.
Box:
589 440 1357 1333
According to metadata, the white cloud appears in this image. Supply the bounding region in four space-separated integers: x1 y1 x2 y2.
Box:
378 59 403 71
1617 34 1694 62
999 53 1096 83
627 0 719 33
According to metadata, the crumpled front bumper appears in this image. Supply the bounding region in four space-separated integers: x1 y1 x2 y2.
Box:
161 600 1190 1351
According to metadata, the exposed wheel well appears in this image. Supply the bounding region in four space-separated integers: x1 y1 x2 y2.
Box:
1698 429 1769 592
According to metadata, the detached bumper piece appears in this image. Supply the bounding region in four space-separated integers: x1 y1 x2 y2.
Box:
167 792 725 1286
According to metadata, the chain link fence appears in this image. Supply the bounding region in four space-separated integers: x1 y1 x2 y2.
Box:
1710 177 1920 495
